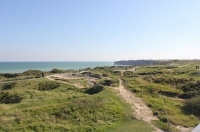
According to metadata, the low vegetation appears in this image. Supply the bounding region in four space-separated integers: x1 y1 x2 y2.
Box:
1 60 200 131
50 68 65 73
184 96 200 116
0 92 22 104
121 61 200 131
38 81 60 91
0 79 152 131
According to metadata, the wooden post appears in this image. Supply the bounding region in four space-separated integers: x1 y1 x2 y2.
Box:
142 89 144 96
164 97 170 131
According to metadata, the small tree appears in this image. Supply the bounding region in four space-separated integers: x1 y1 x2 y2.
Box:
184 97 200 116
51 68 63 73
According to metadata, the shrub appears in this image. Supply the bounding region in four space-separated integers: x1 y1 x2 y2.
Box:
0 92 22 104
179 81 200 99
53 96 122 127
112 71 121 76
90 74 101 79
178 92 196 99
152 120 168 131
50 68 64 73
123 71 134 78
99 78 118 87
22 70 43 77
38 81 60 91
183 97 200 116
85 85 104 95
102 73 109 77
158 90 180 97
1 82 16 91
190 71 200 77
3 73 20 78
182 81 200 92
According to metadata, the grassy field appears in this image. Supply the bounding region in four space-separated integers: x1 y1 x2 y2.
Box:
1 60 200 131
0 78 153 132
122 61 200 131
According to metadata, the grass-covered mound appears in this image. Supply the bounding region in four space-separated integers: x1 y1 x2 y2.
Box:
122 64 200 131
0 79 153 132
183 97 200 117
0 70 44 82
179 81 200 99
38 81 60 91
3 61 200 131
85 85 104 95
0 92 22 104
0 82 16 91
52 96 123 131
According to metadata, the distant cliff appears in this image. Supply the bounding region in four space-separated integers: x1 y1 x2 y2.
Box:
114 60 157 66
115 59 200 66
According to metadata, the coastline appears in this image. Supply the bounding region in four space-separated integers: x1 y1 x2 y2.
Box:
0 61 114 73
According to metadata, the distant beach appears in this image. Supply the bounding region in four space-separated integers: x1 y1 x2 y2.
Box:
0 62 114 73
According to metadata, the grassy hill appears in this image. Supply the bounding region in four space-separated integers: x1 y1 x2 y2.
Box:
122 62 200 131
1 60 200 131
0 79 153 132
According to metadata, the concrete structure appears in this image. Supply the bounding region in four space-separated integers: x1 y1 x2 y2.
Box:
192 124 200 132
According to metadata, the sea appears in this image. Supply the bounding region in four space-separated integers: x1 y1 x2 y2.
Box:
0 62 114 73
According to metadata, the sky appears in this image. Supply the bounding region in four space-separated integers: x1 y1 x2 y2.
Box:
0 0 200 61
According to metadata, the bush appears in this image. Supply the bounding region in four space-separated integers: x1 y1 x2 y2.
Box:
50 68 64 73
3 73 20 78
99 78 118 87
22 70 43 77
38 81 60 91
102 79 113 86
0 92 22 104
178 92 196 99
124 71 134 78
190 71 200 77
152 120 168 131
179 81 200 99
112 71 121 76
53 96 122 127
85 85 104 95
1 82 16 91
183 97 200 116
90 74 101 79
102 73 109 77
182 81 200 92
158 90 180 97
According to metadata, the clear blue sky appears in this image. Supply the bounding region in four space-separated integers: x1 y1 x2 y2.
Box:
1 0 200 61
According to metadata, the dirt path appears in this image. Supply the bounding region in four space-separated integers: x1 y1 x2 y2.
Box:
118 79 163 132
46 74 94 88
114 68 136 76
46 73 191 131
46 75 85 88
176 125 193 132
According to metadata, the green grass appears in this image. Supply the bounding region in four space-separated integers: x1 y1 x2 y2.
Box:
107 119 153 132
0 79 154 132
122 62 200 130
101 88 154 132
1 62 200 131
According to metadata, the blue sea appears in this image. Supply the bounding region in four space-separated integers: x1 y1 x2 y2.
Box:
0 62 114 73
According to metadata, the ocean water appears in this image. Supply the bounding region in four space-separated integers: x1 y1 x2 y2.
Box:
0 62 114 73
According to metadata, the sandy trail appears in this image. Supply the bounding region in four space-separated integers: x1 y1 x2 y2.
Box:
47 73 192 131
45 75 84 88
46 74 95 88
118 79 163 132
47 73 81 80
118 78 193 132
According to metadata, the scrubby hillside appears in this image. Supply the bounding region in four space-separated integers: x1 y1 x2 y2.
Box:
0 79 152 132
121 62 200 131
1 61 200 131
